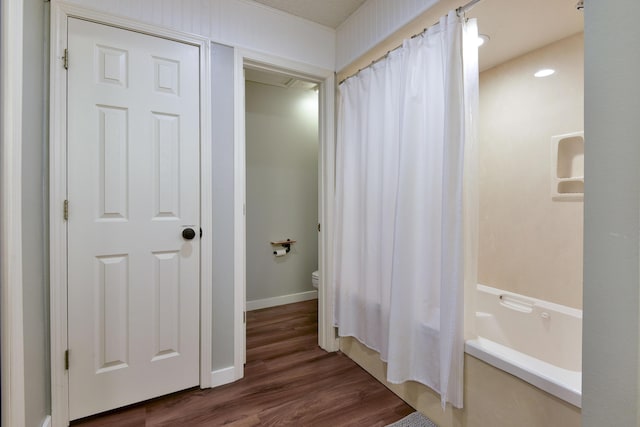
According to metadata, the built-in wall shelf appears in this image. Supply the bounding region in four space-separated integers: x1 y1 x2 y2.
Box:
551 132 584 201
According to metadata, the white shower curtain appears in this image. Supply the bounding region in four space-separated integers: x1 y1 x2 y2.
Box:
334 12 478 408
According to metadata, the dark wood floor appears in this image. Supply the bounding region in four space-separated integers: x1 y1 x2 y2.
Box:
72 299 414 426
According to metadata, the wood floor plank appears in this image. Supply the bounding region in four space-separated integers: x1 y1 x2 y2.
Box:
71 299 414 426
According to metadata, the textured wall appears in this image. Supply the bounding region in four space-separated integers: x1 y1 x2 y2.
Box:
478 34 584 308
65 0 335 70
336 0 438 70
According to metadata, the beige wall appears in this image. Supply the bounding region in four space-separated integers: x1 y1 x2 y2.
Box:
245 81 319 303
341 337 581 427
478 34 584 309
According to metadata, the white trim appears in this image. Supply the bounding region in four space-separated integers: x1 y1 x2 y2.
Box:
49 5 69 425
198 21 214 391
247 291 318 311
42 415 52 427
49 3 213 425
233 48 247 379
1 0 26 425
233 48 338 374
210 366 237 388
318 73 339 352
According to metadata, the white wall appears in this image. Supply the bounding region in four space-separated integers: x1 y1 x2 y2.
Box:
65 0 335 71
478 34 584 309
210 42 236 371
0 1 28 425
336 0 438 71
0 0 51 424
23 0 51 426
245 81 318 306
583 0 640 425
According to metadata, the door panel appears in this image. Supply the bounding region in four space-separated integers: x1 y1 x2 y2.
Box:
67 18 200 420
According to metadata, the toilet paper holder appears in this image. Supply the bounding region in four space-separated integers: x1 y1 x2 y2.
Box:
271 238 296 254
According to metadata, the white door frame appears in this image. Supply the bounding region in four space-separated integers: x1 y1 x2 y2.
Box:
49 3 212 426
232 48 338 378
1 1 26 426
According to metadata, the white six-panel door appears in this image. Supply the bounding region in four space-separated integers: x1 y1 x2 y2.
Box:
67 18 200 420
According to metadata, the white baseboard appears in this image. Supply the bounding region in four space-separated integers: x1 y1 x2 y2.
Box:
246 290 318 311
210 366 236 387
42 415 52 427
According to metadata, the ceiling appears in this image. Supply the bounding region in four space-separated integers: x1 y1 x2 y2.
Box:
250 0 367 28
468 0 583 71
245 0 584 72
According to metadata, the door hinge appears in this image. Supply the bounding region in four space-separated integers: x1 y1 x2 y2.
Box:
64 350 69 370
317 223 321 232
63 200 69 221
62 49 68 70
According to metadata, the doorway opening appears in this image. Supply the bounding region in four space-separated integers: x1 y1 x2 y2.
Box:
243 66 320 353
234 50 338 378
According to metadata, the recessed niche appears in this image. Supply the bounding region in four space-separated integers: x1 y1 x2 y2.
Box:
556 136 584 179
551 132 584 201
557 180 584 194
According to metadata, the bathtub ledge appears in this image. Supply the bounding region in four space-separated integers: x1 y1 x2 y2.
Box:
465 337 581 408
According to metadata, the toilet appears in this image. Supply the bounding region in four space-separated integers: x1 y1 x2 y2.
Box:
312 270 319 289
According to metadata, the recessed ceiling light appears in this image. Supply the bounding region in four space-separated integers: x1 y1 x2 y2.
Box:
476 34 490 47
534 68 555 78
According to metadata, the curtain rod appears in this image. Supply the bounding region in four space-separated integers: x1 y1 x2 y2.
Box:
456 0 482 15
338 0 482 86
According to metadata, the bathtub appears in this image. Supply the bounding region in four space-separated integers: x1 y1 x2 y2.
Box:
465 284 582 407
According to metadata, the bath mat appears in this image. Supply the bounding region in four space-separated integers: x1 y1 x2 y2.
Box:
385 411 438 427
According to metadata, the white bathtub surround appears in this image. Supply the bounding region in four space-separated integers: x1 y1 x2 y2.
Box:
333 12 479 409
477 34 584 310
466 338 581 407
466 284 582 407
341 336 581 427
